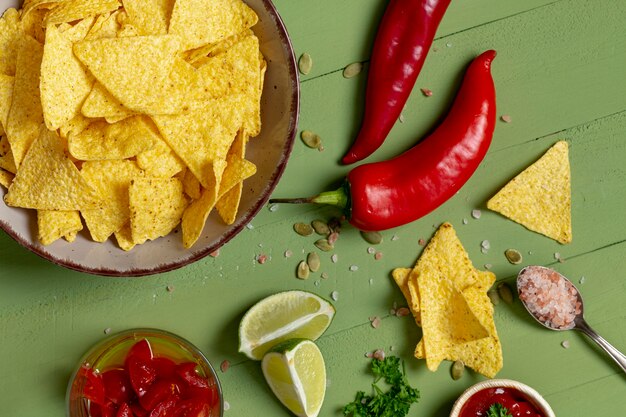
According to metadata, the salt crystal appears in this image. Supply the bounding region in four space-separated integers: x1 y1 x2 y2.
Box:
481 240 490 250
370 316 381 329
321 272 329 279
446 42 452 48
367 247 375 254
331 291 339 301
104 327 112 335
373 349 385 360
349 265 359 272
224 401 230 411
418 238 426 246
561 340 570 349
284 250 293 258
268 204 279 212
500 114 512 123
484 264 492 270
246 223 254 230
331 254 338 263
209 249 220 258
166 285 175 293
420 88 433 97
314 280 320 287
369 278 374 285
391 235 399 241
374 252 383 260
220 360 230 373
472 209 482 219
462 218 468 225
399 114 405 123
579 276 586 285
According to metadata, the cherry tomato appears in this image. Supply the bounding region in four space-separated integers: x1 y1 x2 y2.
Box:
82 367 106 406
149 399 178 417
115 403 133 417
152 358 177 379
172 398 209 417
175 363 209 390
126 339 153 364
103 369 134 405
90 400 117 417
139 378 182 410
128 356 157 397
129 402 149 417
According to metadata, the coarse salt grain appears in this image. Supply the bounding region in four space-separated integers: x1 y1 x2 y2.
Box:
104 327 112 334
561 340 570 349
268 204 279 212
472 209 482 219
374 252 383 260
331 254 338 263
209 249 220 258
331 291 339 301
391 235 399 241
349 265 358 272
220 360 230 373
373 349 385 360
418 238 426 246
500 114 512 123
367 247 375 254
246 223 254 230
370 316 381 329
166 285 175 293
462 218 468 225
396 307 410 317
224 401 230 411
284 250 293 258
518 266 581 330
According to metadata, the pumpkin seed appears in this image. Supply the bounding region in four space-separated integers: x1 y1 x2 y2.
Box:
315 238 334 252
296 261 310 279
300 130 322 149
360 230 382 245
504 249 522 264
343 62 363 78
487 288 500 306
311 219 330 235
293 222 313 236
497 282 514 305
451 360 465 380
298 53 313 75
307 252 321 272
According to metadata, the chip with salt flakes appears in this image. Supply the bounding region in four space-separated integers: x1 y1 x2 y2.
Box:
0 8 22 76
122 0 174 36
37 210 83 245
68 116 159 161
81 160 143 242
169 0 258 51
5 35 44 169
0 168 13 189
84 11 122 40
129 177 188 245
43 0 121 26
182 169 202 200
487 141 572 244
0 74 14 132
0 135 16 174
40 18 95 130
5 128 102 210
136 135 185 178
82 82 137 119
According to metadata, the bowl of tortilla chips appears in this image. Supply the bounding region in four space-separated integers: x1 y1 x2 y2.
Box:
0 0 299 276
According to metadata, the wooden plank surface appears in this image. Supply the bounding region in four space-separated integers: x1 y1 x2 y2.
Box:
1 0 625 416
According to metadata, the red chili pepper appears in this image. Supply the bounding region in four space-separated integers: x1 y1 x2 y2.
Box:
271 50 496 231
342 0 452 165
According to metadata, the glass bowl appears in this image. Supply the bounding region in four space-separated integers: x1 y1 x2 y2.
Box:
66 328 222 417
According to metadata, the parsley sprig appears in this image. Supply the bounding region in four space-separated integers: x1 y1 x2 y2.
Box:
343 356 420 417
487 403 513 417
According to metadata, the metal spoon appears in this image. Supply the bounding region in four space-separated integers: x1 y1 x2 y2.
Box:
517 265 626 373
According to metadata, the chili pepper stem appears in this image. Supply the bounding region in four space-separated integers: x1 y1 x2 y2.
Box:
269 187 349 210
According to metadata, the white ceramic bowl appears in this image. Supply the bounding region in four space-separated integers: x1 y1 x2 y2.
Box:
0 0 299 276
449 379 556 417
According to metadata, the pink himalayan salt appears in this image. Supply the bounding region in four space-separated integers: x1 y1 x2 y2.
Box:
518 266 581 330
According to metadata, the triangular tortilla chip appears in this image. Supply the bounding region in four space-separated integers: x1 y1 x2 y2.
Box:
37 210 83 245
0 74 15 131
4 128 102 210
81 82 137 119
0 135 16 174
114 223 136 251
5 35 44 168
43 0 121 26
41 18 96 130
487 141 571 244
73 35 182 114
0 168 13 189
136 134 185 178
0 8 22 76
122 0 175 35
169 0 258 50
84 11 122 41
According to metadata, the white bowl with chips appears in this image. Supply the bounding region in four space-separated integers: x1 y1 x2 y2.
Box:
0 0 299 276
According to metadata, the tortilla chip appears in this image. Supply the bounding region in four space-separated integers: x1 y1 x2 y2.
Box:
0 168 14 189
5 35 44 168
41 19 96 130
181 186 217 248
0 8 21 76
129 177 188 244
185 29 252 67
81 159 143 242
4 127 102 210
73 34 183 114
182 169 201 200
68 116 159 160
44 0 121 26
84 11 121 40
20 0 59 20
136 134 185 178
487 141 572 244
37 210 83 245
0 74 14 131
82 82 137 119
114 223 135 251
0 135 16 174
169 0 258 50
122 0 175 35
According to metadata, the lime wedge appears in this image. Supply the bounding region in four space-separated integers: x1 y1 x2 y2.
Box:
262 339 326 417
238 290 335 360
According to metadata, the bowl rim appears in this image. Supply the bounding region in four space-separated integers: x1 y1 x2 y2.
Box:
66 327 223 417
0 0 300 277
449 378 556 417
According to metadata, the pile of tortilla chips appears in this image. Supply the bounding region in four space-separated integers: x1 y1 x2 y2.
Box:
487 141 572 244
0 0 265 250
391 223 503 378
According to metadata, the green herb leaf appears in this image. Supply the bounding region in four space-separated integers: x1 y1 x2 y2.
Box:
487 402 513 417
343 356 420 417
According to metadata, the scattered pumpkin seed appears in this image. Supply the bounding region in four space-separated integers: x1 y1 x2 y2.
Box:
298 52 313 75
343 62 363 78
307 252 321 272
300 130 322 149
297 261 310 280
451 360 465 380
294 222 313 236
396 307 410 317
315 238 334 252
360 230 383 245
487 288 500 306
311 219 330 235
504 248 523 265
497 282 514 304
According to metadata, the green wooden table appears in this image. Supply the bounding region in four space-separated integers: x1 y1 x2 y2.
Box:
1 0 625 415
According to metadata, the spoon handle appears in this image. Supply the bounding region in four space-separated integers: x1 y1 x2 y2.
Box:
577 319 626 373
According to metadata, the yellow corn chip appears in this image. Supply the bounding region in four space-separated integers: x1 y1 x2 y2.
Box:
181 186 217 248
0 74 14 131
5 35 44 168
129 177 188 244
20 0 59 20
81 160 143 242
0 168 14 189
182 169 201 200
0 135 16 174
20 7 47 44
73 35 182 114
41 19 96 130
487 141 572 244
0 8 21 76
37 210 83 245
114 223 135 251
68 116 159 161
169 0 258 51
84 11 122 40
82 82 137 119
44 0 121 26
185 29 253 67
122 0 175 35
4 127 102 210
59 114 93 139
136 135 185 178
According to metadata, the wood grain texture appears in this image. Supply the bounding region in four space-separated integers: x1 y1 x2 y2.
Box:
1 0 626 416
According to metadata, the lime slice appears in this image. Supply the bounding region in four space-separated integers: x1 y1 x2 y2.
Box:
238 290 335 360
262 339 326 417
